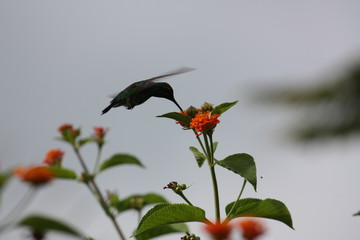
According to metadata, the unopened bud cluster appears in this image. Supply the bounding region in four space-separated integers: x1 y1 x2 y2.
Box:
163 181 187 194
181 232 200 240
130 196 145 210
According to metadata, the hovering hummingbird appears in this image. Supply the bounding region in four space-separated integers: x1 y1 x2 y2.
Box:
101 67 195 115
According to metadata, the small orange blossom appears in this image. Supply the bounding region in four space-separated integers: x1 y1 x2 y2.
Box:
43 149 64 166
14 166 54 186
203 221 232 240
238 219 266 240
190 111 220 133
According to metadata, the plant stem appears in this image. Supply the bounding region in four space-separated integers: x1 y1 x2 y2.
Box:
226 179 247 221
203 134 221 222
192 129 207 154
178 192 194 206
210 166 221 223
0 187 36 234
73 147 126 240
93 146 102 173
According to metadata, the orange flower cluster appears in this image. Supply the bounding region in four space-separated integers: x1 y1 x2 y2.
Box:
203 221 232 240
204 219 266 240
14 166 54 186
238 219 266 240
43 149 64 166
190 111 220 133
58 123 73 132
178 103 221 136
94 126 108 139
58 123 80 136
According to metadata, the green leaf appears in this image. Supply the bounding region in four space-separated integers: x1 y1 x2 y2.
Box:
157 112 191 125
117 193 168 212
135 223 188 240
78 137 93 147
225 198 294 229
211 101 238 115
353 210 360 216
216 153 257 191
48 166 77 179
189 146 206 167
18 214 84 237
99 154 144 173
133 204 206 237
213 141 218 153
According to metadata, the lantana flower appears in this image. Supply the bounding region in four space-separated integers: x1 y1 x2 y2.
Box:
238 219 266 240
93 126 108 147
14 166 54 186
203 221 232 240
58 124 73 132
190 111 220 134
43 149 64 166
58 123 80 144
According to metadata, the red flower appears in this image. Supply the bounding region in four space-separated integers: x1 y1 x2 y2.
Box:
14 166 54 186
58 123 73 133
190 111 220 133
43 149 64 166
94 126 108 139
238 219 266 240
57 123 80 143
93 126 108 147
203 221 232 240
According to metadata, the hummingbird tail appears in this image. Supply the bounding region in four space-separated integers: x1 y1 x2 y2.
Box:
101 104 113 115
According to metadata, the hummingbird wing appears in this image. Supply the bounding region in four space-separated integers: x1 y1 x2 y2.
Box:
107 67 195 98
144 67 196 82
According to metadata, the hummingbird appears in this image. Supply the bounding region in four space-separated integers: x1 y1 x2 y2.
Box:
101 67 195 115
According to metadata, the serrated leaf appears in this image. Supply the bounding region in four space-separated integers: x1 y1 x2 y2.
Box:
189 146 206 167
211 101 238 115
133 204 206 237
18 214 83 237
99 154 144 173
225 198 293 229
217 153 257 191
157 112 191 125
353 210 360 216
117 193 168 212
48 166 77 179
135 223 188 240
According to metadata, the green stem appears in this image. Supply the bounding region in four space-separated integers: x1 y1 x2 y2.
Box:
209 165 221 222
73 146 126 240
225 179 247 221
208 133 215 161
93 146 102 173
0 187 36 234
192 129 207 154
203 134 220 222
177 192 194 206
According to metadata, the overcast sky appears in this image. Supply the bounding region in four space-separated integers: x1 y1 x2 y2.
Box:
1 1 360 240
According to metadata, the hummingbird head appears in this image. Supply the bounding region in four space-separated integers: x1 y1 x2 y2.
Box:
150 82 183 111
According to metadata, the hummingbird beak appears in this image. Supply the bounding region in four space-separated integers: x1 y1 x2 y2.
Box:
172 98 183 111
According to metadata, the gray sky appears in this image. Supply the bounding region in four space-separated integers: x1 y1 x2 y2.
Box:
1 0 360 240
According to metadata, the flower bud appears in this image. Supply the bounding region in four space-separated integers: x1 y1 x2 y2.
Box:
200 102 213 112
186 106 199 118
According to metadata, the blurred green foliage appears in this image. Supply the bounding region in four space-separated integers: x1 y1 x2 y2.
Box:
259 59 360 141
